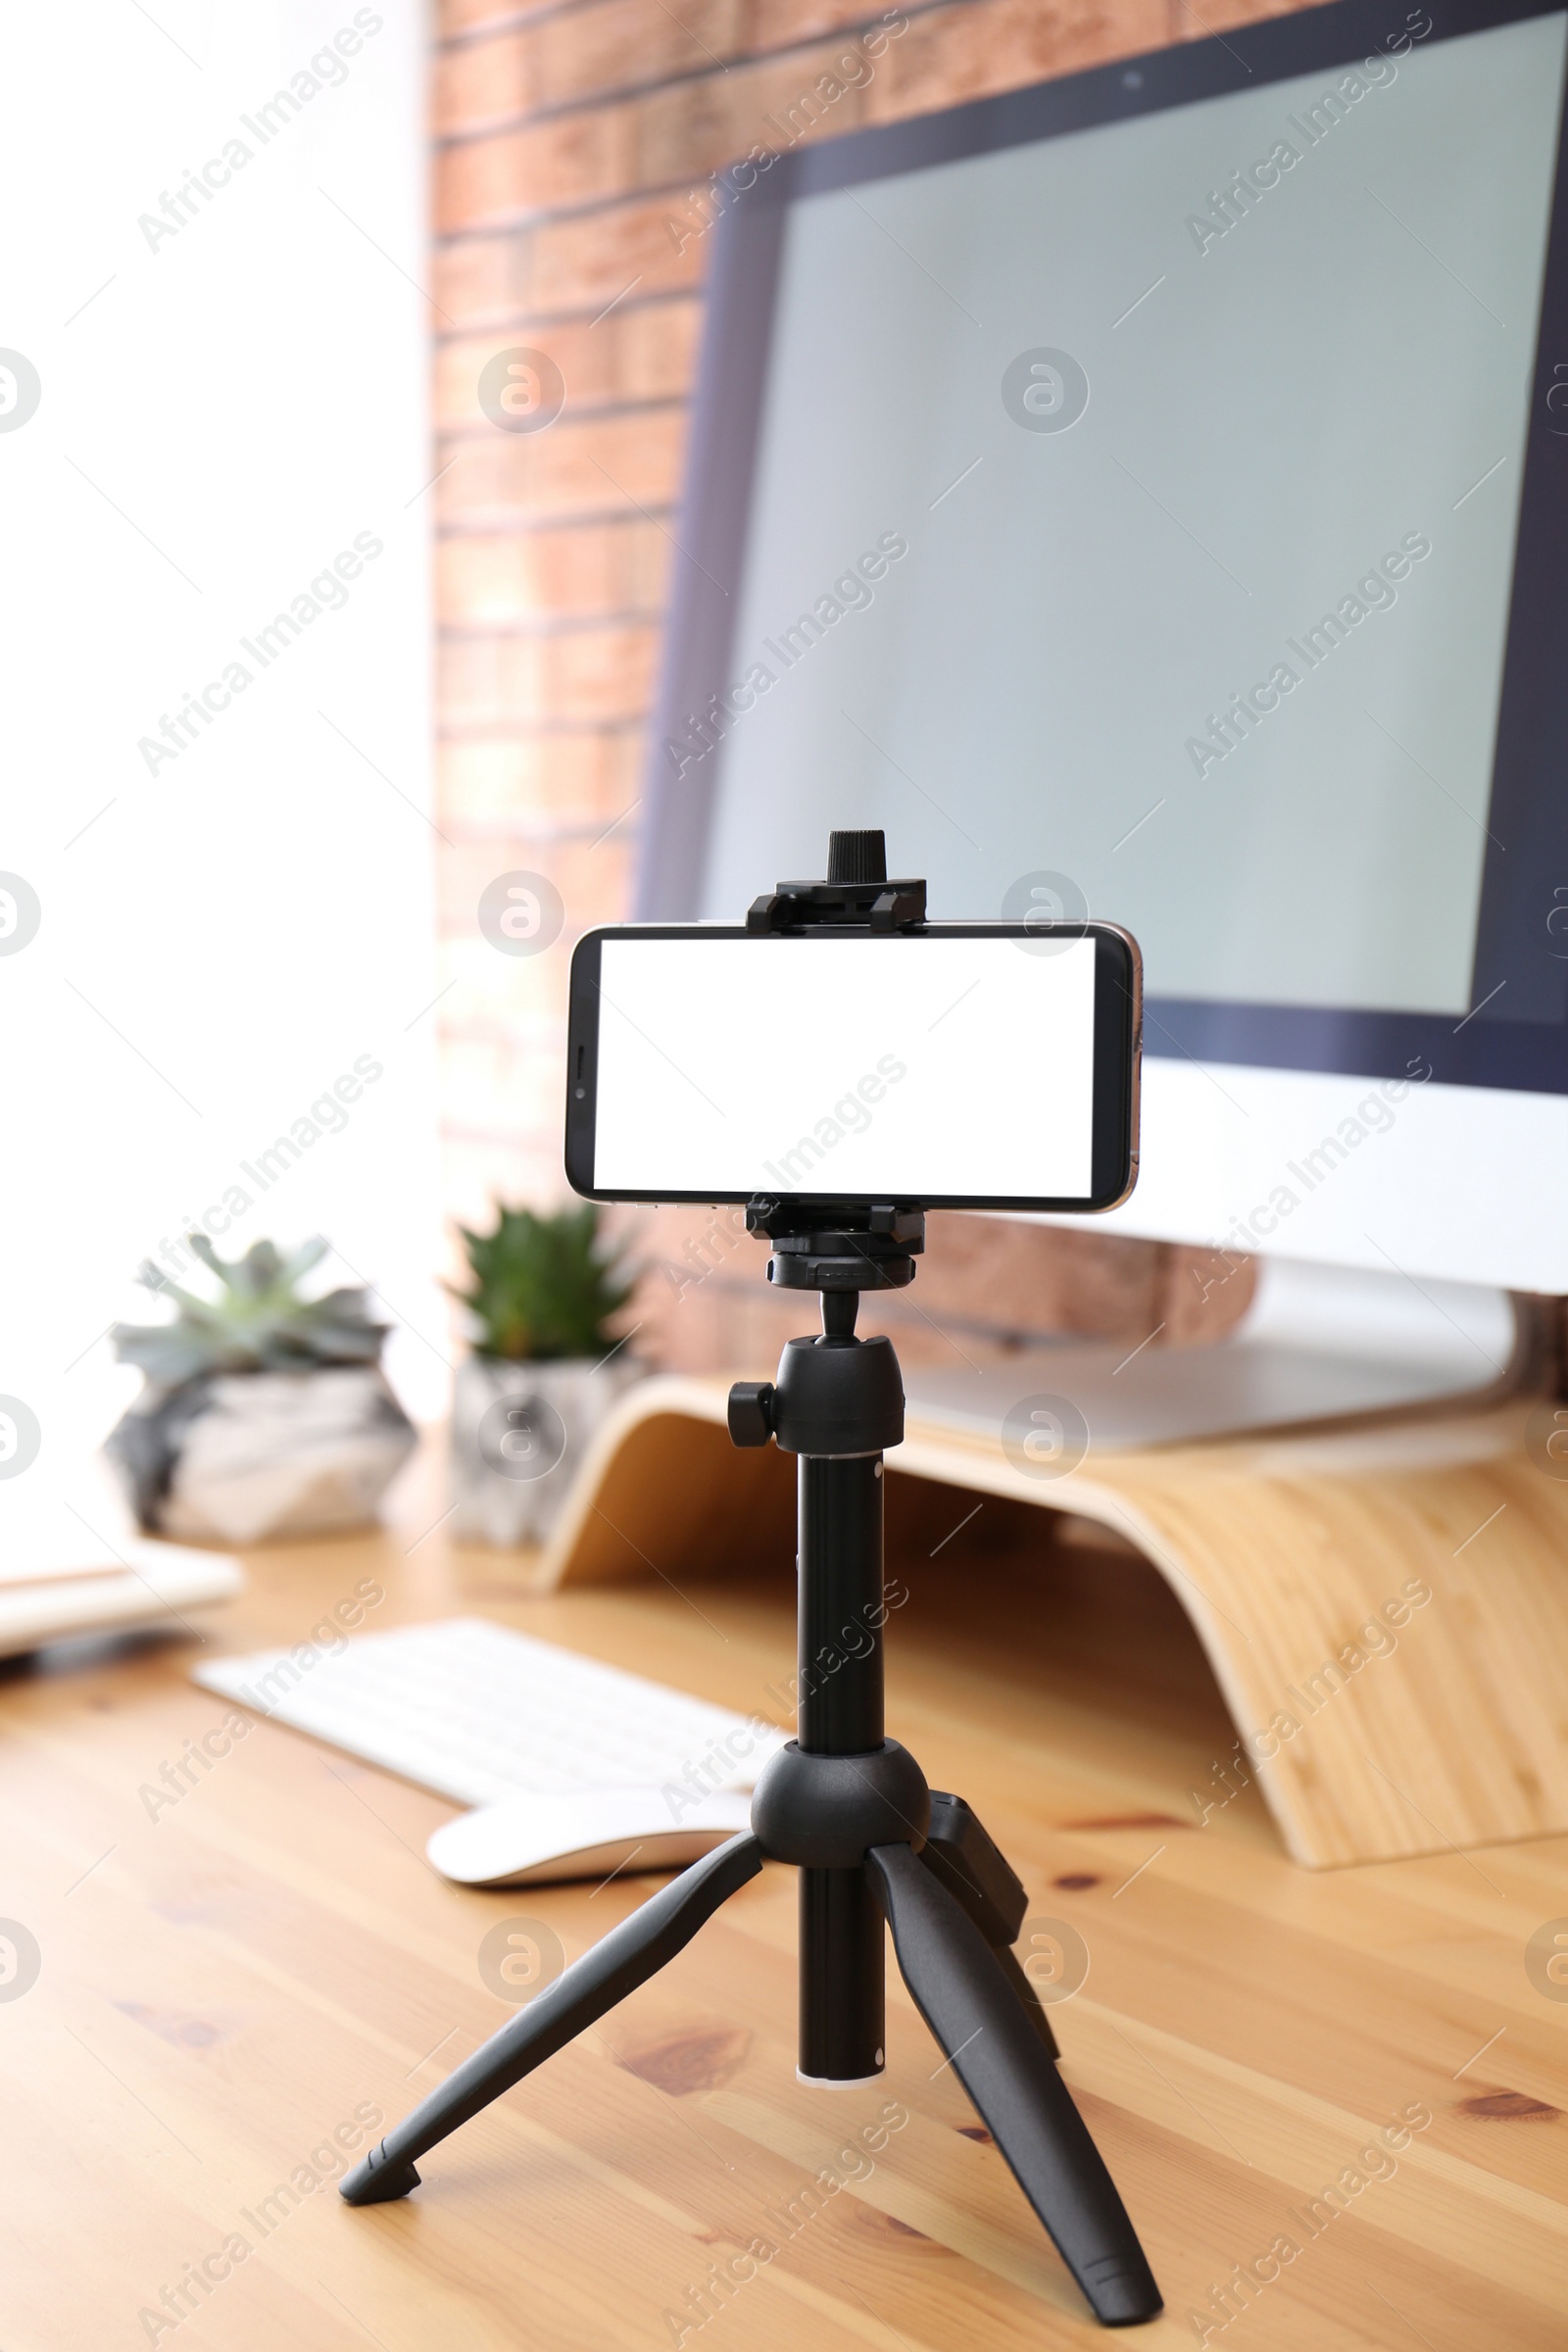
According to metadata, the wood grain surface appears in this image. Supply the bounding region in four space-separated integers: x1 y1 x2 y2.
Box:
4 1442 1565 2351
538 1379 1568 1869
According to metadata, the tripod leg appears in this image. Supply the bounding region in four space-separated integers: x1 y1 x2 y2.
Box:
867 1842 1161 2328
341 1833 763 2206
920 1792 1058 2061
992 1939 1061 2063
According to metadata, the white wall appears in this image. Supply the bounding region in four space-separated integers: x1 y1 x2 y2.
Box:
0 1 444 1548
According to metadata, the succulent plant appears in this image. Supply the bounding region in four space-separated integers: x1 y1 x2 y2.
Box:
453 1201 636 1362
111 1236 391 1388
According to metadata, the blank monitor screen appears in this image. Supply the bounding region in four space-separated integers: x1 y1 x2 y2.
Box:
642 0 1568 1101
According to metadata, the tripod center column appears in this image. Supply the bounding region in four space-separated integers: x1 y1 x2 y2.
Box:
752 1225 914 2089
797 1440 888 2082
798 1452 886 1754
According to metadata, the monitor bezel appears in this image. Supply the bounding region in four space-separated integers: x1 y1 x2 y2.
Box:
637 0 1568 1099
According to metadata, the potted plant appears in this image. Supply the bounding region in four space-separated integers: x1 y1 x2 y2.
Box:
104 1237 416 1544
450 1201 640 1546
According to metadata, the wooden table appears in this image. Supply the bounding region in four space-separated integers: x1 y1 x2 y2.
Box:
536 1378 1568 1871
5 1448 1566 2350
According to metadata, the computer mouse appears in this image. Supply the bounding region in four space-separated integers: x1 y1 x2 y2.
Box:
426 1785 755 1887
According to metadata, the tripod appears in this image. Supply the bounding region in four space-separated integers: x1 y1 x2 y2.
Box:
340 842 1162 2328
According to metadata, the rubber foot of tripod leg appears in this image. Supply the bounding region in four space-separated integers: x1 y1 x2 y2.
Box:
340 2144 422 2205
797 2069 885 2088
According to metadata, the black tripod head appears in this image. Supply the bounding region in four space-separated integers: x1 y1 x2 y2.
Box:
744 1198 924 1319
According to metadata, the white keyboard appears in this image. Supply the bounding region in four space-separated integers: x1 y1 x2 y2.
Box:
192 1618 788 1808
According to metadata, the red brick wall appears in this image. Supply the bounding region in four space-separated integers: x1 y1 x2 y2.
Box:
432 0 1303 1368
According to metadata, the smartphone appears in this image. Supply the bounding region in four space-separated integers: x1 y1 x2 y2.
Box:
564 921 1141 1213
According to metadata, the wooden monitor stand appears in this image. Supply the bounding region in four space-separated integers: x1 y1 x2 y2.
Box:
527 1373 1568 1869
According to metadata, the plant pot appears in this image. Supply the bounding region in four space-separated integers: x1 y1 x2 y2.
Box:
450 1354 642 1547
104 1366 417 1545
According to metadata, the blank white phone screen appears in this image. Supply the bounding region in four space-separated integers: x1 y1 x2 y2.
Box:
591 934 1099 1198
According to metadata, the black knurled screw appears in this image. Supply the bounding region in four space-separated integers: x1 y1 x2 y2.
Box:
826 829 887 885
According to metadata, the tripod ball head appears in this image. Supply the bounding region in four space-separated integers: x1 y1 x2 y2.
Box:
726 1330 904 1456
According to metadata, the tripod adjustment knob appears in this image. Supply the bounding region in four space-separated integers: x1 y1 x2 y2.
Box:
727 1380 776 1447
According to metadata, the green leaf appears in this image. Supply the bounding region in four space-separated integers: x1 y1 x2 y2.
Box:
455 1200 639 1361
276 1237 330 1290
111 1236 392 1384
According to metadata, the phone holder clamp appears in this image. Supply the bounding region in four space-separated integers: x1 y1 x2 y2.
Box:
746 825 927 931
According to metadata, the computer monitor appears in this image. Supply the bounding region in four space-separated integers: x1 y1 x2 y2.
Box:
637 0 1568 1296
